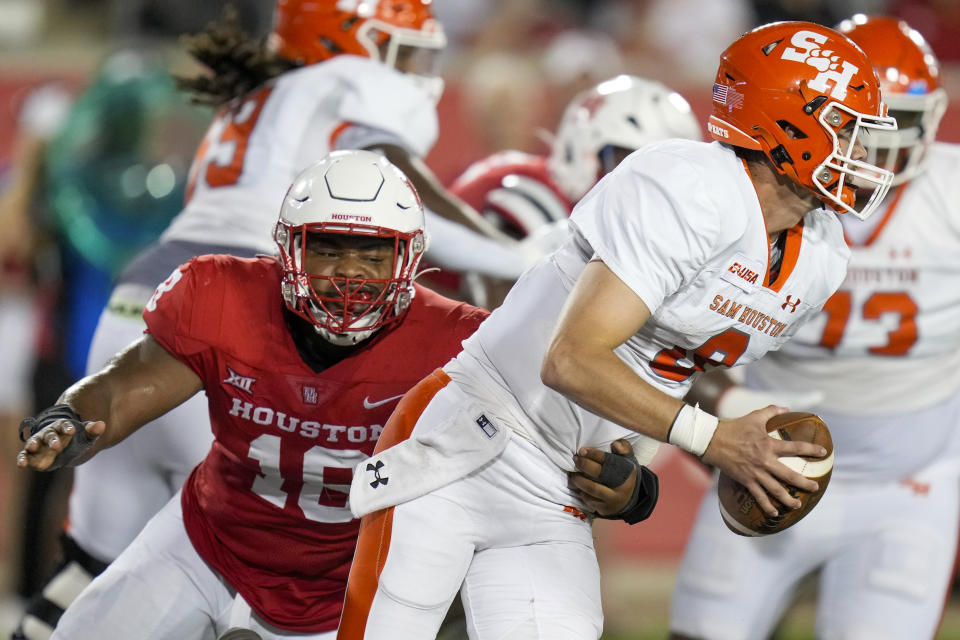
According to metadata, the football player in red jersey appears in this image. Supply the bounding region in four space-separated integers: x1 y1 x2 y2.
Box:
13 3 529 638
14 151 492 639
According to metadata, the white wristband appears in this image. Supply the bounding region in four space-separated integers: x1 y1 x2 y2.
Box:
668 404 720 457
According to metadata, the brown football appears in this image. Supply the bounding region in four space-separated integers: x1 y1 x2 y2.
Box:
717 411 833 537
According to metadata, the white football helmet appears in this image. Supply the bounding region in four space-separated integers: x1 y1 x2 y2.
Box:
274 150 428 345
547 74 703 202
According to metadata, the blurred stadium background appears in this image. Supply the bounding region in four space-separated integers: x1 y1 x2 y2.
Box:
2 0 960 638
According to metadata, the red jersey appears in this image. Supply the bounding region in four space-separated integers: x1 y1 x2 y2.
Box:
143 255 487 632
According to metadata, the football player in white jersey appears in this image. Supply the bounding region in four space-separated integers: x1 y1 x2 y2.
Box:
13 3 524 638
335 21 897 640
669 15 960 640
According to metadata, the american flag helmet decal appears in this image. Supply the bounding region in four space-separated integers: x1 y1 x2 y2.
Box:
712 83 744 110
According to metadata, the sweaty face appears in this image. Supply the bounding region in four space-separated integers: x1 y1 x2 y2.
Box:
832 120 878 207
303 233 396 320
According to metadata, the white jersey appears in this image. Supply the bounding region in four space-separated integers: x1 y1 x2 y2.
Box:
161 55 437 254
747 143 960 415
445 140 850 472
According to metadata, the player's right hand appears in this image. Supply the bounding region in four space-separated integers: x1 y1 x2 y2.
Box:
16 418 104 471
700 405 826 517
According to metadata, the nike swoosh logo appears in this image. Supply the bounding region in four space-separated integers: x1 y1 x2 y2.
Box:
363 394 405 410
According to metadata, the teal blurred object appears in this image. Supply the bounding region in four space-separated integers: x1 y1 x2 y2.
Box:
45 50 210 276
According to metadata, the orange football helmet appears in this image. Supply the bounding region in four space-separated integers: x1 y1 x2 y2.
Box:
837 14 947 185
708 21 897 220
269 0 446 99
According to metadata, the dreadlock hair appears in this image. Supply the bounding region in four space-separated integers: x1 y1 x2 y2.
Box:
176 5 296 108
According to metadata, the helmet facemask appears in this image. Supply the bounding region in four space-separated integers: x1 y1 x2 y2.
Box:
276 222 425 346
862 89 947 185
357 18 446 102
809 101 897 220
837 15 948 187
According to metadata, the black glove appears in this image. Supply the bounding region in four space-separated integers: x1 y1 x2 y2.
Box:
18 404 98 471
595 450 660 525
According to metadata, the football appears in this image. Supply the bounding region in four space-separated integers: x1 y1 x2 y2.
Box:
717 411 833 537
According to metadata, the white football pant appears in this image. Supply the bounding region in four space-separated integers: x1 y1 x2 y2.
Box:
341 430 604 640
53 494 335 640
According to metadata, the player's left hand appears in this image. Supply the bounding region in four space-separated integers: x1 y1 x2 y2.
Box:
16 404 104 471
570 439 659 524
571 439 636 515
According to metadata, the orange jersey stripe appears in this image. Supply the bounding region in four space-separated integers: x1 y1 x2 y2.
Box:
338 368 452 639
765 218 804 292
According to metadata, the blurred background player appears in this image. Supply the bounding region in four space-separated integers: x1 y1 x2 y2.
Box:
5 51 206 639
337 21 896 640
16 150 490 639
669 14 960 640
0 81 72 631
13 2 530 637
443 74 703 307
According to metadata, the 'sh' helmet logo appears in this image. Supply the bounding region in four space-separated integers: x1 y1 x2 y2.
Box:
780 30 859 100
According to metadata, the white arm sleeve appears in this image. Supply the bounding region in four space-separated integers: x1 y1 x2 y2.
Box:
423 210 527 279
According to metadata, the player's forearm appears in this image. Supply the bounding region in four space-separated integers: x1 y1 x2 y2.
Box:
59 337 202 452
56 372 138 453
423 211 527 279
541 343 684 442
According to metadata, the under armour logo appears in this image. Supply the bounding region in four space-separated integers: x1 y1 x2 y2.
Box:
781 295 801 312
475 414 498 438
223 366 256 393
366 460 388 489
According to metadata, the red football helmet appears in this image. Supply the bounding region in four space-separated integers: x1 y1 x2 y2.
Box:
269 0 446 99
837 14 947 185
708 21 897 220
